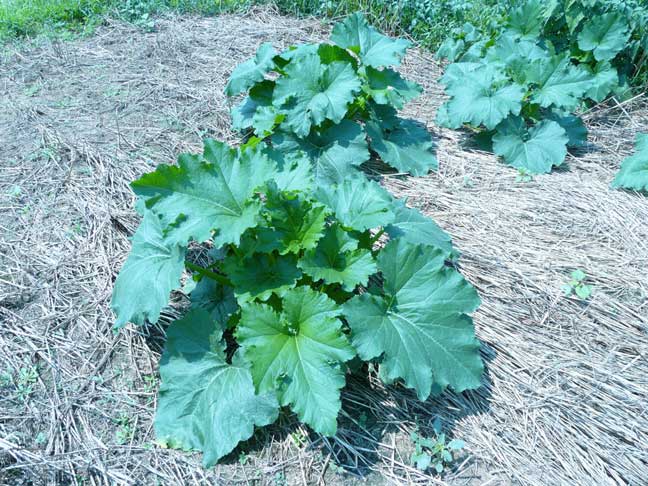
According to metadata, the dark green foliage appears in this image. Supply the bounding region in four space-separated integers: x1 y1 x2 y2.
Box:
226 13 439 178
436 0 648 174
112 138 482 466
110 13 484 469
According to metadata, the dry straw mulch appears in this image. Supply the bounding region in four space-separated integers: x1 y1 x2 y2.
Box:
1 9 647 486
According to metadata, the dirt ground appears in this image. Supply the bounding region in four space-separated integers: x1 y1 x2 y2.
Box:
1 9 647 486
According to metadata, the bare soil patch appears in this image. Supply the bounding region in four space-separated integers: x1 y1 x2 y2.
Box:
1 9 647 485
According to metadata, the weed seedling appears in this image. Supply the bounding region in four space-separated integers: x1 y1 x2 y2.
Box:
115 413 134 445
562 270 592 300
515 168 533 183
410 418 464 474
15 366 39 401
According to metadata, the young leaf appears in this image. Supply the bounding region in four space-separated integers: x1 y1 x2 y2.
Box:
571 269 586 281
237 287 356 435
155 309 279 467
298 224 377 291
414 453 432 471
486 34 546 82
493 117 568 173
330 13 411 67
317 43 358 66
223 253 302 304
111 211 185 328
444 65 525 130
272 120 369 185
385 199 454 255
364 66 422 109
273 52 361 137
366 117 438 176
448 439 465 450
316 179 395 231
577 13 630 62
131 140 275 246
575 284 592 300
264 191 329 254
225 43 277 96
189 277 238 329
343 239 483 400
611 133 648 192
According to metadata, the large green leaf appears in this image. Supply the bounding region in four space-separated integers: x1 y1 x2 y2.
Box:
225 43 277 96
273 52 361 137
223 252 302 304
366 117 438 176
190 277 238 329
527 54 593 110
439 62 482 87
611 133 648 192
263 148 314 193
545 111 588 148
343 239 482 399
486 34 547 83
231 80 275 133
264 191 329 255
385 199 453 256
436 36 465 62
444 65 525 130
237 287 356 435
316 178 395 231
585 61 618 102
577 13 630 61
330 13 411 67
155 309 278 467
298 224 377 291
493 117 568 173
364 66 422 109
272 120 369 185
112 211 185 328
506 0 546 39
132 140 275 246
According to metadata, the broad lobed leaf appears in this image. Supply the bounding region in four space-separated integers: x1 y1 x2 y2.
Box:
273 52 361 137
330 12 411 68
344 239 483 400
493 117 568 173
237 287 356 435
111 212 185 328
132 139 275 247
155 309 279 467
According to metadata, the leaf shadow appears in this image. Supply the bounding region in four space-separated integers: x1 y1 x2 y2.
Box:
320 341 496 479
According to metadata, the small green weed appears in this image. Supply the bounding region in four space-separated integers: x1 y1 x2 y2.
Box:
410 418 464 474
515 168 533 183
114 413 135 444
238 451 248 465
14 365 39 401
562 270 593 300
290 429 307 447
273 472 287 486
